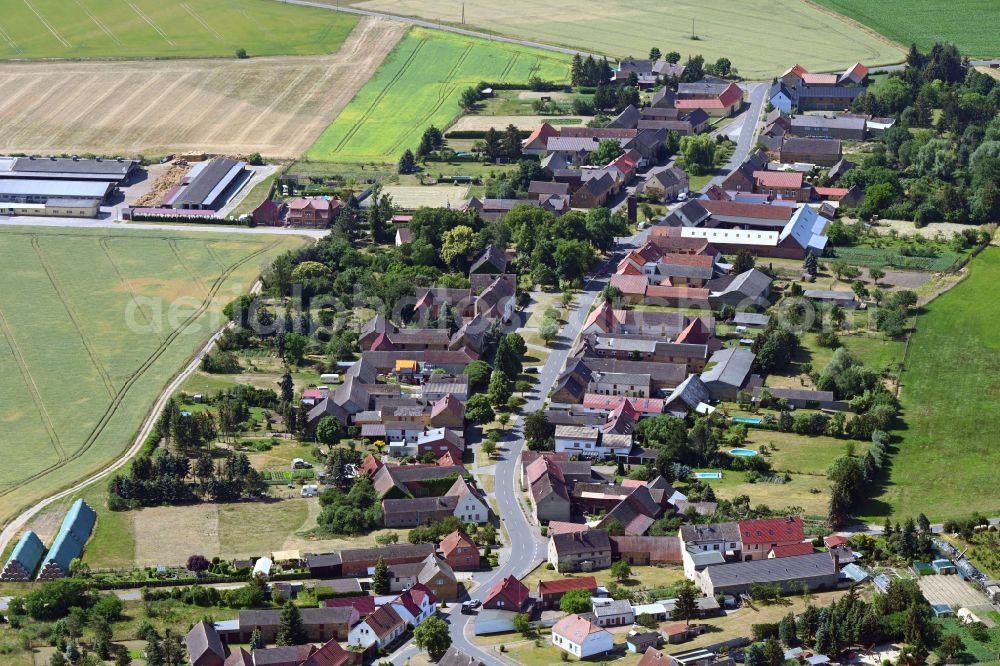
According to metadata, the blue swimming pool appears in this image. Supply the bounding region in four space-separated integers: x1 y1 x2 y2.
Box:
729 448 759 456
730 416 762 424
694 472 723 479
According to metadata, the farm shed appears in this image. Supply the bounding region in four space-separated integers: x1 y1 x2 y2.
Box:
36 499 97 580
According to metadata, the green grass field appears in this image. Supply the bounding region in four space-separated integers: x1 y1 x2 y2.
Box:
0 0 357 60
304 27 571 163
866 248 1000 521
341 0 902 78
814 0 1000 57
0 226 301 528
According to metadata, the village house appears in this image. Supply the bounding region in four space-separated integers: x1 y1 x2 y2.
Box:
738 516 806 561
789 114 867 141
223 607 357 644
548 529 613 572
675 81 743 117
552 614 614 659
752 170 812 202
440 529 480 571
185 622 225 666
286 197 342 228
527 456 573 523
347 604 405 651
482 575 530 611
679 522 741 577
593 598 636 627
338 544 435 577
773 62 869 112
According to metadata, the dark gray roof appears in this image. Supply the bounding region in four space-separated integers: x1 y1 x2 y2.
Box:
707 269 772 303
733 312 771 326
700 348 755 389
171 158 243 207
185 622 224 664
550 529 612 556
804 289 855 301
705 552 837 587
305 553 342 568
678 81 732 96
679 521 740 544
797 85 864 99
340 543 435 563
790 114 866 132
608 105 641 130
470 244 507 274
11 156 137 178
781 138 842 155
439 647 486 666
663 374 711 414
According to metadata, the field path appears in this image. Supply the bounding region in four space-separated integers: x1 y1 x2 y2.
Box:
31 236 117 398
0 304 66 461
99 238 166 343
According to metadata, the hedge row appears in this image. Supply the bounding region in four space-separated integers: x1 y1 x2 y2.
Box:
444 129 531 140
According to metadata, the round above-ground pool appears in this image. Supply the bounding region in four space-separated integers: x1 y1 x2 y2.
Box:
730 416 763 424
694 472 723 479
729 448 759 456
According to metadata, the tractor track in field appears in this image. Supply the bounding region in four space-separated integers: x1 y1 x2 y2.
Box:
169 239 211 298
497 53 518 83
385 41 473 155
330 36 428 154
31 235 117 398
99 237 166 343
0 238 280 501
0 302 66 461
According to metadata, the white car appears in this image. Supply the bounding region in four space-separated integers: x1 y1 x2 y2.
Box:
677 191 688 201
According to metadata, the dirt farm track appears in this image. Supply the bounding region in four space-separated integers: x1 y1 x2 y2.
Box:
0 17 405 159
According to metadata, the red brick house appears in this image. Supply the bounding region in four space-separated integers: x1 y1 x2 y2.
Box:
287 197 343 227
251 198 283 226
439 530 479 571
752 170 811 202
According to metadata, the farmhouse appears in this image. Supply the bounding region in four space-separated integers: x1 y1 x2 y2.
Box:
223 607 357 644
774 63 869 112
675 81 743 117
696 552 839 596
527 457 573 523
738 516 806 561
752 170 811 202
482 575 530 611
789 114 867 141
339 543 435 577
548 529 613 572
162 158 247 210
779 138 843 166
287 197 342 227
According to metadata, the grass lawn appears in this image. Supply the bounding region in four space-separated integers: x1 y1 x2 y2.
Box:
746 431 865 477
304 27 570 163
813 0 1000 56
795 330 906 376
867 248 1000 521
0 226 302 530
699 471 831 519
519 562 687 596
0 0 358 60
341 0 902 78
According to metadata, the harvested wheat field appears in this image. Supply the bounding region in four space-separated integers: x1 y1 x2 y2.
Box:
0 17 405 158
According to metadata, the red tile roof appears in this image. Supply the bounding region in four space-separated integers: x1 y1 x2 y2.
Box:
738 516 805 545
753 170 803 189
845 62 869 79
300 639 350 666
660 252 715 267
439 530 476 557
324 595 376 615
675 82 743 109
813 186 849 198
824 535 849 548
609 274 649 295
538 576 598 596
782 64 808 78
645 285 709 300
524 123 558 147
547 521 589 536
553 614 606 643
770 542 815 558
484 575 529 609
801 73 838 85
